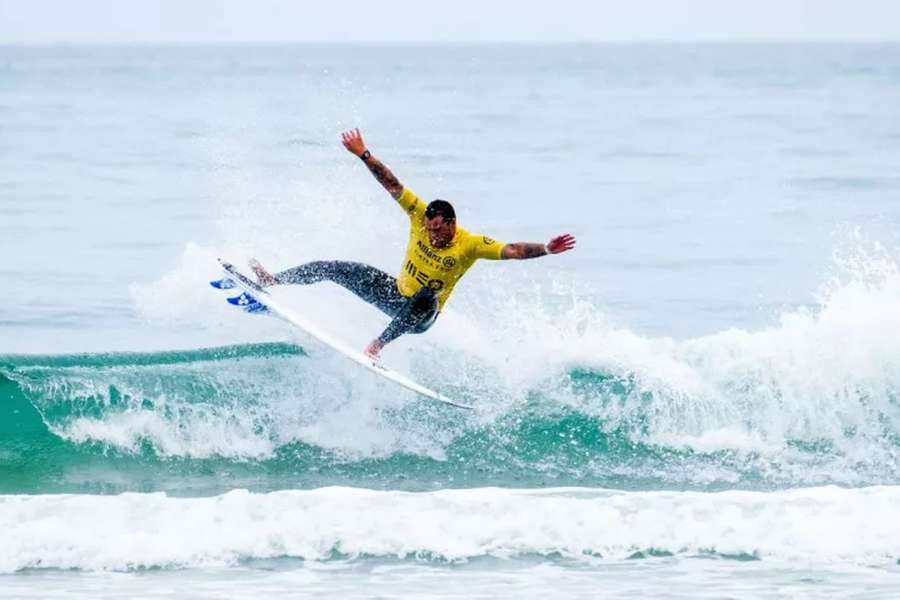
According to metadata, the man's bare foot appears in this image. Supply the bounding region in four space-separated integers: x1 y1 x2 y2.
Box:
364 339 385 362
249 258 277 287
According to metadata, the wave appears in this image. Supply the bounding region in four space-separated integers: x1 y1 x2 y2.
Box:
0 344 735 494
2 324 899 495
2 485 898 573
2 238 900 493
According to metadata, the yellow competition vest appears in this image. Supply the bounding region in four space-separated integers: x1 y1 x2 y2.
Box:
395 187 505 309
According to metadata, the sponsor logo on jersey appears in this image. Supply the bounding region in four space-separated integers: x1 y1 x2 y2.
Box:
483 236 495 245
405 260 445 291
442 256 456 269
416 240 444 262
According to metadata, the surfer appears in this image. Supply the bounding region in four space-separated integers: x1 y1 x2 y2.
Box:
250 128 576 360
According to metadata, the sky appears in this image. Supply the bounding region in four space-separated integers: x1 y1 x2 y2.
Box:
0 0 898 44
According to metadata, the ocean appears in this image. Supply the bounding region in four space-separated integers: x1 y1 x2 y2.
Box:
1 43 900 598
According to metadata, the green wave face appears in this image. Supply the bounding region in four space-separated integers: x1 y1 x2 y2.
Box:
1 343 898 495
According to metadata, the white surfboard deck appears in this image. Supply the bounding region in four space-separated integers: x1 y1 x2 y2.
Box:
218 259 472 410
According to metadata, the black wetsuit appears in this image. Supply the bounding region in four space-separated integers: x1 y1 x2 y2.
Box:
274 261 438 344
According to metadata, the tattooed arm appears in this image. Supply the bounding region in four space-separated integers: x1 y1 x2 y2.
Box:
501 234 576 259
501 243 548 259
341 128 403 199
361 153 403 200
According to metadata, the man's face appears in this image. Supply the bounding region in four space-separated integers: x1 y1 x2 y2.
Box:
424 215 456 248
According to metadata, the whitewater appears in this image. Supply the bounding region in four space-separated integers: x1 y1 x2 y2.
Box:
2 43 900 598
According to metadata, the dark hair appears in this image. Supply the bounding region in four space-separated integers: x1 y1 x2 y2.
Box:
425 199 455 222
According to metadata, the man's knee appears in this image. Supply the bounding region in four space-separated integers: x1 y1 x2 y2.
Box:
411 313 437 334
411 285 438 305
408 287 439 333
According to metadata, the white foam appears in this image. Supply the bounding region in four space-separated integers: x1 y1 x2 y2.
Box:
1 485 899 573
11 347 462 463
61 409 276 459
434 239 900 471
129 187 900 479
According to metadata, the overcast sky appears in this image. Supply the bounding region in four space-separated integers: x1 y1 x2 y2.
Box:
1 0 898 44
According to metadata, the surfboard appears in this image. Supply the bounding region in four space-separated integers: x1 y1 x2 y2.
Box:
215 259 472 410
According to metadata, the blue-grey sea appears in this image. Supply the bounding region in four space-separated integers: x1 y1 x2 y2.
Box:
2 43 900 598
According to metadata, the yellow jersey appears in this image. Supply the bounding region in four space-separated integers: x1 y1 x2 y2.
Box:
395 187 505 309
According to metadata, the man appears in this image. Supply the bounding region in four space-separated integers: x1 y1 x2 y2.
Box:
250 128 576 360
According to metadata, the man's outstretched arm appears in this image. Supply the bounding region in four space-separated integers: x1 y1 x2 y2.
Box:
501 234 576 259
341 128 403 200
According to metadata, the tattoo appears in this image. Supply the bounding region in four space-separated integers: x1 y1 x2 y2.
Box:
501 242 548 260
523 243 548 258
363 154 403 199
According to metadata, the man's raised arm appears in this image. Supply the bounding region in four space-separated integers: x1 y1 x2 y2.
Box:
501 234 576 259
341 128 403 200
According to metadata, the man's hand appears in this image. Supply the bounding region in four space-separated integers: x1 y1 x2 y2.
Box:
343 128 404 199
546 233 576 255
341 128 368 157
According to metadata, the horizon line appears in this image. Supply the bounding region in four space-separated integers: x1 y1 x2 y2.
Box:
2 38 900 47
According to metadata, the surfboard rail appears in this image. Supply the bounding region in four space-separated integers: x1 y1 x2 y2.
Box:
217 259 472 410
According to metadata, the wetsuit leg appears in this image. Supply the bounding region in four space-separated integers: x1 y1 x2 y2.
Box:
376 286 439 345
274 261 406 317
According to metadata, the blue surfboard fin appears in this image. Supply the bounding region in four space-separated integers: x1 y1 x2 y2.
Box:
210 278 236 290
226 292 269 314
243 302 269 314
227 292 258 306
